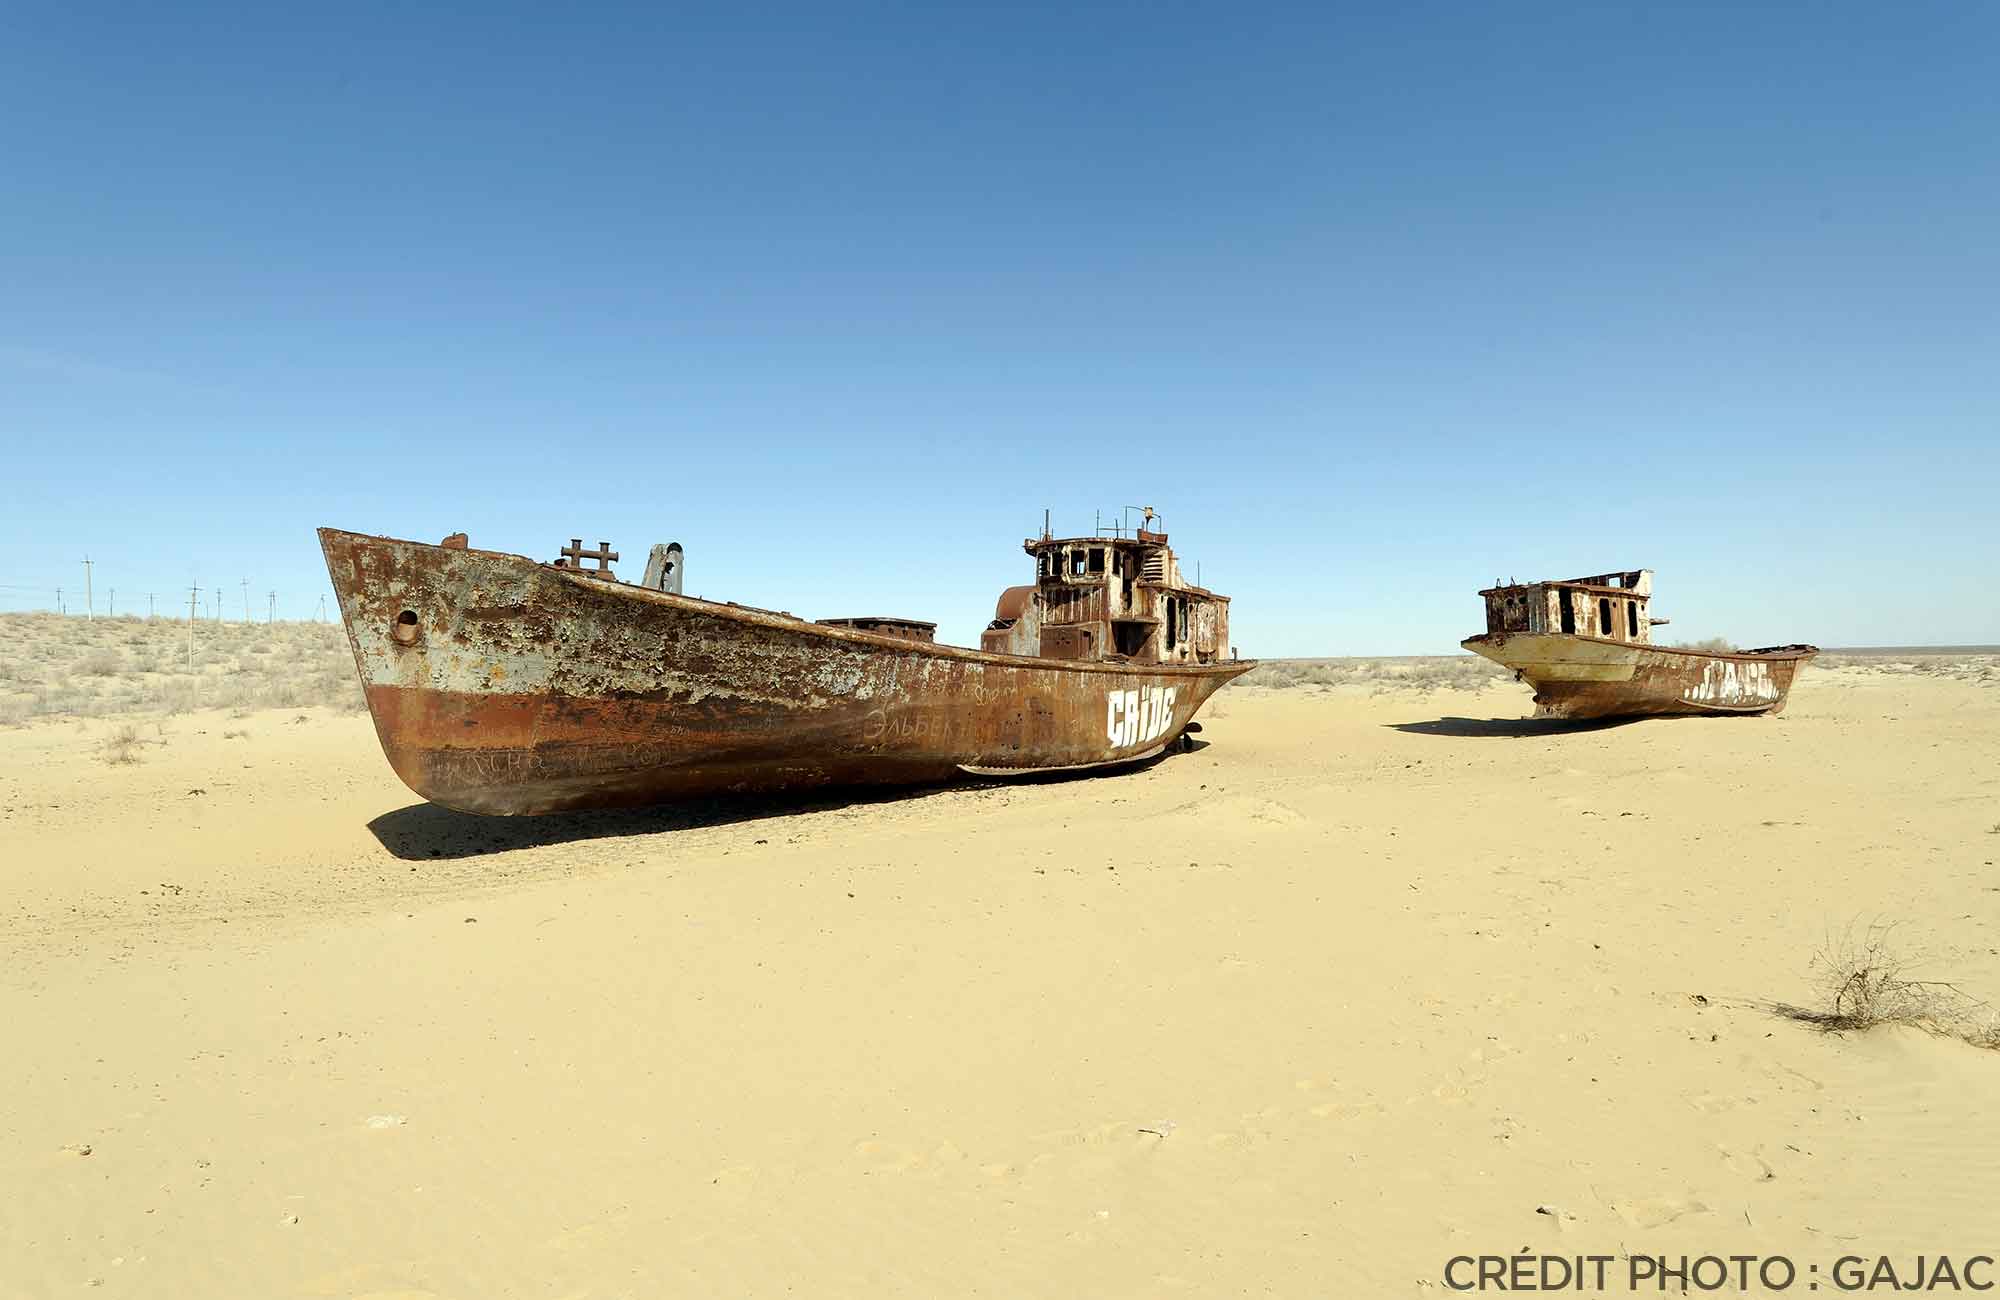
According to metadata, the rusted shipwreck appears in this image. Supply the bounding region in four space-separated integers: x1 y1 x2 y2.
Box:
1461 569 1816 720
320 519 1252 814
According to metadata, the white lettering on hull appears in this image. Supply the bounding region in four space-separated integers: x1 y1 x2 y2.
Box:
1106 686 1178 748
1682 658 1778 707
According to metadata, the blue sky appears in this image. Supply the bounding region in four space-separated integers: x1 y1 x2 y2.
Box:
2 1 1994 654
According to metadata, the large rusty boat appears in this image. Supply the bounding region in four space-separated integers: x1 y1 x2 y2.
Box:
321 516 1252 814
1462 569 1816 720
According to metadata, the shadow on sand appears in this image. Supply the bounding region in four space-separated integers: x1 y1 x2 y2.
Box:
366 744 1191 861
1388 715 1647 739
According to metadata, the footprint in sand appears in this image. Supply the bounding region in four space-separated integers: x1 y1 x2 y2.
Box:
1308 1100 1385 1120
1030 1120 1136 1150
1688 1092 1740 1115
1206 1107 1282 1149
1611 1194 1713 1228
1176 793 1307 827
850 1140 923 1174
1718 1145 1777 1182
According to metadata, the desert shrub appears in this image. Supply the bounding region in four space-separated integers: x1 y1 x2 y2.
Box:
1672 637 1735 653
77 647 125 676
1772 921 1999 1049
101 723 144 765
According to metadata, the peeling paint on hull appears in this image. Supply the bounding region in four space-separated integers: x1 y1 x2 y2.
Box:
321 529 1255 814
1461 633 1816 720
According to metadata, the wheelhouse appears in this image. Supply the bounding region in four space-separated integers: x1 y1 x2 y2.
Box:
1479 569 1657 643
981 523 1231 664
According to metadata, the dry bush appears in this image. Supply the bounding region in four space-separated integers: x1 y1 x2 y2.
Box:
1773 921 1999 1050
77 647 126 676
101 723 144 766
1672 636 1735 653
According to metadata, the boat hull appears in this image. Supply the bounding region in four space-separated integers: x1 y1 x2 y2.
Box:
321 529 1254 814
1461 632 1816 720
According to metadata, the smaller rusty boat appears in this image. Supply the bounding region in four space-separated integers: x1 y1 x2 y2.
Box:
322 514 1252 814
1461 569 1816 720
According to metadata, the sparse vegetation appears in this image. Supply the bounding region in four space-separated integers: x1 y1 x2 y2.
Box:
1773 921 2000 1051
101 723 144 765
0 612 364 726
1233 655 1510 695
1812 651 1999 686
1671 637 1735 653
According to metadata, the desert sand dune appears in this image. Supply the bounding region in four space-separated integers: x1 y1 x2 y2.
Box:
2 662 1997 1296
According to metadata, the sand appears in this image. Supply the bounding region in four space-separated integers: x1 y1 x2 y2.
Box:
3 664 1998 1296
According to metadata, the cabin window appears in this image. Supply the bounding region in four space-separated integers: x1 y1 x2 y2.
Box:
1088 548 1105 574
1627 601 1639 638
1559 591 1576 635
1598 597 1613 636
1165 598 1178 649
1070 550 1087 577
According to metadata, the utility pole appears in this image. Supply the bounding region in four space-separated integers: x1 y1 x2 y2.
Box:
314 595 326 622
214 587 222 623
267 590 276 623
148 593 155 620
187 585 199 672
109 587 116 617
82 556 93 619
241 578 250 623
56 586 63 615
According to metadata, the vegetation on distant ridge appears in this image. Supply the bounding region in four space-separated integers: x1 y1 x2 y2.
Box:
0 612 363 725
1234 656 1510 694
